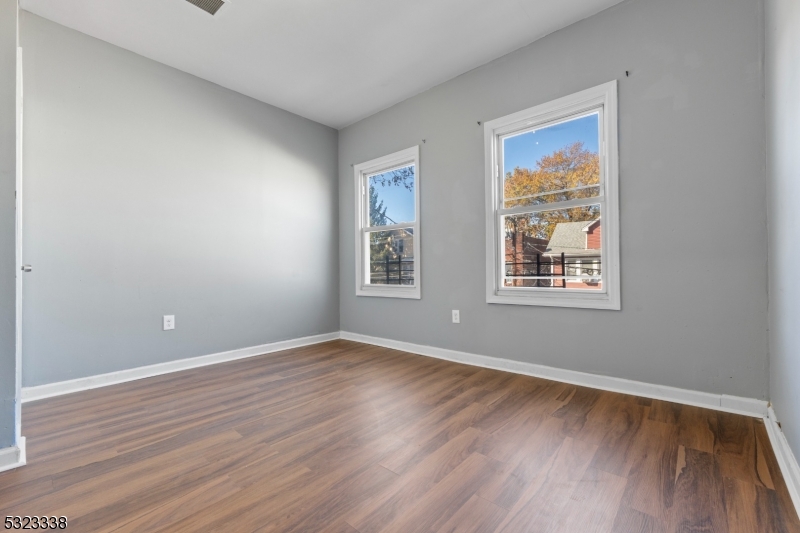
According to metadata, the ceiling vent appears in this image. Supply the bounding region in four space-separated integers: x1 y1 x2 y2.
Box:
185 0 225 15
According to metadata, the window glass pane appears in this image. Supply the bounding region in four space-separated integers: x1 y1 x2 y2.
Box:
368 164 415 226
503 204 601 290
503 113 600 209
367 228 415 285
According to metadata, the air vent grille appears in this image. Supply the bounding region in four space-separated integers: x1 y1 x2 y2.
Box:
185 0 225 15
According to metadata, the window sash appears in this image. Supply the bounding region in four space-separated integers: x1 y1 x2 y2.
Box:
362 226 417 285
496 199 607 294
363 221 416 233
504 183 601 205
498 196 604 218
363 165 417 229
497 107 605 211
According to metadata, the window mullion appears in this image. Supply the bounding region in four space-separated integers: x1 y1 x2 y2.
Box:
504 183 602 204
498 196 604 217
364 222 415 232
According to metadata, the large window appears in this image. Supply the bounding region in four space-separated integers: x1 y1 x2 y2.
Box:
484 82 620 309
354 146 420 299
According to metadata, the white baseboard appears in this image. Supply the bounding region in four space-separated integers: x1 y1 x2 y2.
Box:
764 407 800 515
340 331 769 418
22 332 340 403
22 329 770 419
0 437 26 474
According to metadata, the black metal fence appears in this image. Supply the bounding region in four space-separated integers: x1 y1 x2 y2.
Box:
369 256 415 285
505 253 601 287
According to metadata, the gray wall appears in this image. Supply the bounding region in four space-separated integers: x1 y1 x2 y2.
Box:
767 0 800 456
20 13 339 387
339 0 769 399
0 0 17 448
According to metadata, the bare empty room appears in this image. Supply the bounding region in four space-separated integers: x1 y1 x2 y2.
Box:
1 0 799 531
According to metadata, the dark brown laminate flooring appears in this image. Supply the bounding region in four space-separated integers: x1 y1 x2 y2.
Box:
1 340 798 532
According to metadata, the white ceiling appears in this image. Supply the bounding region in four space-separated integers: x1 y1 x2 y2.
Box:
20 0 624 129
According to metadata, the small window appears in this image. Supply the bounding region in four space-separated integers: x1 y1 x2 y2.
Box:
354 146 420 299
484 82 620 309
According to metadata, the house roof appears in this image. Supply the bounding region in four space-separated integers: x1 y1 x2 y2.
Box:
544 220 600 256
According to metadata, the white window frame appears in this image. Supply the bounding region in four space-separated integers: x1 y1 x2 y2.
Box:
354 146 421 299
484 81 620 310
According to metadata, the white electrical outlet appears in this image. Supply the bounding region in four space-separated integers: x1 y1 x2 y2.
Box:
163 315 175 331
452 310 460 324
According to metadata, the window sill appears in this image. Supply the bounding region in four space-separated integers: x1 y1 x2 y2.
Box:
488 289 620 310
357 286 421 299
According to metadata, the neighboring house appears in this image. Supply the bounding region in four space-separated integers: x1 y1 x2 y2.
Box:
372 229 414 261
369 228 415 284
505 218 601 289
544 218 602 289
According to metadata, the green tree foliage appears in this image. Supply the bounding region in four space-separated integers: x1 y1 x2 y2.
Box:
370 166 414 191
368 186 388 227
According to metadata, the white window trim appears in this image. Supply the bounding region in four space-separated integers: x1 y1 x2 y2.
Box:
484 81 620 310
354 146 421 299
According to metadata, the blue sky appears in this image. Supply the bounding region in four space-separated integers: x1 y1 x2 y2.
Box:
503 113 599 174
369 114 598 225
369 165 415 225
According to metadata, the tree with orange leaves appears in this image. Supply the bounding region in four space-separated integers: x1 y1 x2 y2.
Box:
504 141 600 241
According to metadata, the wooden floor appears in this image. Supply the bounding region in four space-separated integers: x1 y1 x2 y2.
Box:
1 340 798 532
